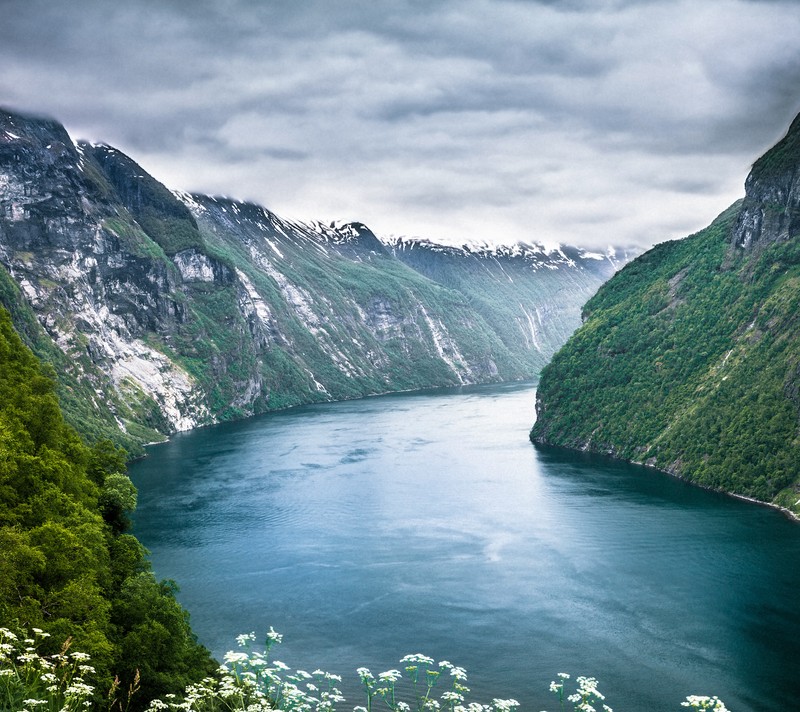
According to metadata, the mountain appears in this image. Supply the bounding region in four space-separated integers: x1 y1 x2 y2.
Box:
387 236 634 369
0 107 627 454
530 112 800 518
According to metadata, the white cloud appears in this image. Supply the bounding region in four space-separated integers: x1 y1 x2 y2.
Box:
1 0 799 248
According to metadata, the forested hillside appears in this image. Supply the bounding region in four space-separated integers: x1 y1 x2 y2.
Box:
0 304 215 706
531 113 800 518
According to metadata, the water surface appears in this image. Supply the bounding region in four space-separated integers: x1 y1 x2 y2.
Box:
130 383 800 711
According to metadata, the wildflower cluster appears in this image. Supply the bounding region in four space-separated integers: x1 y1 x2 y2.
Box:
547 674 611 712
356 654 518 712
1 626 732 712
0 627 98 712
147 628 344 712
680 696 730 711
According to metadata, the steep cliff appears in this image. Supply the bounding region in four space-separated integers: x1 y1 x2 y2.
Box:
531 112 800 517
0 107 624 453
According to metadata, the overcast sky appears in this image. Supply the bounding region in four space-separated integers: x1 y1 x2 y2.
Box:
2 0 800 249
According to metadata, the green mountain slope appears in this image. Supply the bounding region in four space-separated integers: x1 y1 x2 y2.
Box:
531 113 800 517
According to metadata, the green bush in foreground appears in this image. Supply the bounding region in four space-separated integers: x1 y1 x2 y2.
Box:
0 627 729 712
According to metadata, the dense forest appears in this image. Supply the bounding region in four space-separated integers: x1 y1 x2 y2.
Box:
0 304 215 707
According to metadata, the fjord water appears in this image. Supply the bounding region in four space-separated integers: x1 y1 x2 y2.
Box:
130 383 800 712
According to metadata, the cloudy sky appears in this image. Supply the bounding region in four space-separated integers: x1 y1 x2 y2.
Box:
2 0 800 249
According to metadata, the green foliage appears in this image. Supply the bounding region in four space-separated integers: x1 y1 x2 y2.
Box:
136 211 204 256
531 203 800 515
112 575 215 704
0 306 214 708
749 113 800 182
102 218 168 261
99 474 138 534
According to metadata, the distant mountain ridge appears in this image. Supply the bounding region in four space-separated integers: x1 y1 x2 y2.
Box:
531 110 800 518
384 233 629 266
0 106 628 454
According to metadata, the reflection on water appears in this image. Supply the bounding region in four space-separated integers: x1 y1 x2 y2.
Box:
130 383 800 712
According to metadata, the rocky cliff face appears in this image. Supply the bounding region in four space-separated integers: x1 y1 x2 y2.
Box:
731 112 800 251
0 107 627 453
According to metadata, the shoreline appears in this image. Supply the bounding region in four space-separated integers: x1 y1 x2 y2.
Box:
132 376 539 458
532 436 800 523
638 458 800 523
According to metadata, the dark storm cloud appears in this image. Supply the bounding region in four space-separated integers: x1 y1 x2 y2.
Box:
1 0 800 247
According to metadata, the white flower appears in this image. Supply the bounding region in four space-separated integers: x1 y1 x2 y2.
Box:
357 667 374 681
576 676 604 700
266 627 283 644
223 651 250 664
400 654 434 666
450 666 468 681
441 691 464 703
378 669 402 682
681 695 730 711
65 681 94 696
236 632 257 647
